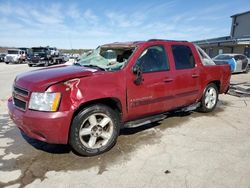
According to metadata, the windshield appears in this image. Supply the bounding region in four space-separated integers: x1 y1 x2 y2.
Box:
214 54 233 60
77 46 135 71
8 50 18 55
32 48 47 54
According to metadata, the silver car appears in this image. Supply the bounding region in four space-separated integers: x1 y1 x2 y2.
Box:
213 54 249 73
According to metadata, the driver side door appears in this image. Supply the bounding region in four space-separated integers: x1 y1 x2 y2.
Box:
126 44 175 120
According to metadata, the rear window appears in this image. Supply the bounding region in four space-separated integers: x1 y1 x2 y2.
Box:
172 45 195 69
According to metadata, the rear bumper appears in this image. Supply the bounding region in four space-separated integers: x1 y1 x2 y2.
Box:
8 97 72 144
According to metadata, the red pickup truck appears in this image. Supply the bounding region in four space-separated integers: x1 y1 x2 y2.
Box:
8 39 231 156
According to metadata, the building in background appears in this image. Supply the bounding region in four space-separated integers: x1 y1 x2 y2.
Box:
194 11 250 58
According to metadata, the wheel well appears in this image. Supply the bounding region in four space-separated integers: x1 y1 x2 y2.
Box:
74 98 122 116
72 98 122 123
68 98 123 144
209 81 220 92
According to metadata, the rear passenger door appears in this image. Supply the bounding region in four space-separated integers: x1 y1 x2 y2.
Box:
170 44 200 107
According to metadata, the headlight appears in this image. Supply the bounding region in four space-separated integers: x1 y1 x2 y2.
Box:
29 92 61 112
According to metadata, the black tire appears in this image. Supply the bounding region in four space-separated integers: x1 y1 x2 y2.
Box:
245 65 249 74
5 62 9 64
28 64 32 67
69 104 120 156
198 83 218 113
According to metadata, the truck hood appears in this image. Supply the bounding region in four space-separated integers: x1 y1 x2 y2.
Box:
15 65 97 91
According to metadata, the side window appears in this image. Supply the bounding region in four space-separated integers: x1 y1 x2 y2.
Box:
234 55 240 61
136 45 169 73
172 45 195 70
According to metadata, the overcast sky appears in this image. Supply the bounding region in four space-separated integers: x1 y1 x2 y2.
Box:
0 0 249 49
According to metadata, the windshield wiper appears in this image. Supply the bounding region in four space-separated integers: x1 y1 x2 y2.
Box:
83 64 106 71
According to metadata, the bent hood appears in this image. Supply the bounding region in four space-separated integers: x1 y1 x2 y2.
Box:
15 65 97 91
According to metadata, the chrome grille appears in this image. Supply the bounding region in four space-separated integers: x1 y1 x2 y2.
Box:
13 85 29 96
13 85 29 111
13 97 26 111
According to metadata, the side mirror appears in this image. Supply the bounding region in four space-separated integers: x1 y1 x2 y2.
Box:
132 65 143 85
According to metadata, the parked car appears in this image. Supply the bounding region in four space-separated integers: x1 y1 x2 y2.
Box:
0 53 6 62
213 54 249 73
4 49 26 64
8 39 231 156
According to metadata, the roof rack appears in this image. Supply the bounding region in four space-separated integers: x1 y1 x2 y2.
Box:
147 39 188 42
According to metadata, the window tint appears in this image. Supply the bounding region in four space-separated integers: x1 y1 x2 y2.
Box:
136 45 169 73
172 45 195 69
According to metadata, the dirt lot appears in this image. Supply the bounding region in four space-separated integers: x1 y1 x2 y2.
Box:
0 64 250 188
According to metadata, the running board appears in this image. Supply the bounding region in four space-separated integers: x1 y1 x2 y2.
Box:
123 102 200 129
124 114 167 128
180 102 201 112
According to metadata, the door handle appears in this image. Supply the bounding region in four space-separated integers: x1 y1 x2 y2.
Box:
163 78 173 83
192 74 199 78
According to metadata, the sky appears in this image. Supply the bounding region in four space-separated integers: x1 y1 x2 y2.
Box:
0 0 249 49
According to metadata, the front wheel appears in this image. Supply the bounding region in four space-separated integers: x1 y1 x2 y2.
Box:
198 83 218 113
69 104 120 156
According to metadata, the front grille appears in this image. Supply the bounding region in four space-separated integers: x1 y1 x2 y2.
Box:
13 86 29 96
6 56 14 61
13 85 29 111
13 97 26 111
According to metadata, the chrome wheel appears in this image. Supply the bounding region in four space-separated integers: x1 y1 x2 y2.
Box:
79 113 114 149
205 87 217 109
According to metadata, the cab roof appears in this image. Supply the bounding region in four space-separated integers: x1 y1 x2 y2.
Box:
101 39 189 48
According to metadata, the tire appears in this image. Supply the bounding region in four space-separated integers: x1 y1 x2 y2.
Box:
28 64 32 67
5 62 9 64
69 104 120 156
198 83 218 113
245 65 249 74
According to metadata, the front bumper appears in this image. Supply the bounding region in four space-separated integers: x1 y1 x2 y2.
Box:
5 58 18 63
28 60 48 65
8 97 72 144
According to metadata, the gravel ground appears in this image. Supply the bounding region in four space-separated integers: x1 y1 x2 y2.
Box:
0 63 250 188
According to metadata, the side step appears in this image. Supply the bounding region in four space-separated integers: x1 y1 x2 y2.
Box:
124 114 167 128
180 102 200 112
123 102 200 129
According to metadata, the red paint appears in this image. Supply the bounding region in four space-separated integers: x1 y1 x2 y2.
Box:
8 40 231 144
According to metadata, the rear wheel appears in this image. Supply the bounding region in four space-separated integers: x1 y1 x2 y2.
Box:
245 65 249 73
198 83 218 113
5 62 9 64
69 104 120 156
